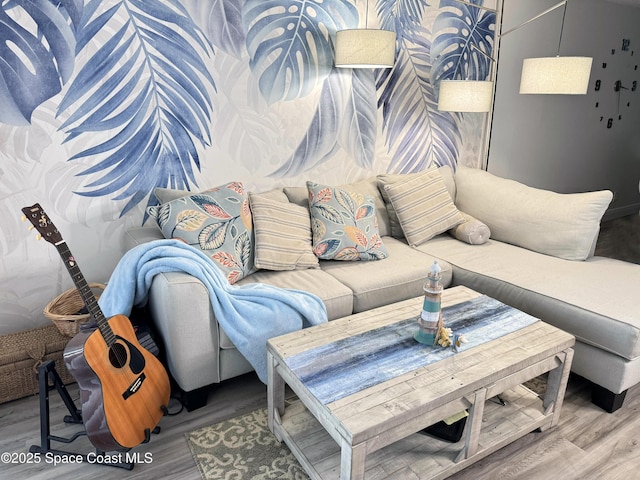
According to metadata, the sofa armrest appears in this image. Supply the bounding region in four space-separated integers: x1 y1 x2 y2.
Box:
125 226 164 250
124 227 254 391
147 271 223 391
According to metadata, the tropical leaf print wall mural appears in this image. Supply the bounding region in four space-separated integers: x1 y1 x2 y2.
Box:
271 0 495 176
431 0 495 85
0 0 215 217
0 0 83 126
271 67 378 177
243 0 358 105
183 0 245 59
377 0 494 174
0 0 495 218
57 0 216 216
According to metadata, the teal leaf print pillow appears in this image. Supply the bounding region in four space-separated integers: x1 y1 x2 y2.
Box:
148 182 255 284
306 182 388 261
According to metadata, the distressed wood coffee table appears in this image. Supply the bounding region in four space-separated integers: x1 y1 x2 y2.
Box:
267 286 574 480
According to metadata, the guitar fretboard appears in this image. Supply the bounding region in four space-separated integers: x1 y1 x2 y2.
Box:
55 241 115 346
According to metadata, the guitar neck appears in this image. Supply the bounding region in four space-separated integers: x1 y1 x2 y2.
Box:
55 241 116 346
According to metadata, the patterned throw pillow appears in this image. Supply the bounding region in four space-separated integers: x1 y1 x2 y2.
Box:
249 192 319 271
307 182 389 261
147 182 254 284
383 168 465 247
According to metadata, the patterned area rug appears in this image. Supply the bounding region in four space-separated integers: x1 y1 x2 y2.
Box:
186 407 309 480
186 378 546 480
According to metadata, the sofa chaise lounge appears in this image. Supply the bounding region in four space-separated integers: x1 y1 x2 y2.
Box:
125 166 640 413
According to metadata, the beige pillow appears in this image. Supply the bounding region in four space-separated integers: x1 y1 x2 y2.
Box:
377 165 456 239
383 168 465 247
454 166 613 260
449 212 491 245
249 193 318 271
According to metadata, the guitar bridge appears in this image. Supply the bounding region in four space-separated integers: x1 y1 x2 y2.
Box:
123 373 146 400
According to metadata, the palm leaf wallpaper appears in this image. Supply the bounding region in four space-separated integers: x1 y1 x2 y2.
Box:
0 0 495 333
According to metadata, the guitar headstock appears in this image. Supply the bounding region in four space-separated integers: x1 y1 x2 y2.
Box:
21 204 63 245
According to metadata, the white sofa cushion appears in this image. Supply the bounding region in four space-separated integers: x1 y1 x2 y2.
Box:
416 235 640 362
228 268 355 349
154 187 189 203
454 166 613 261
320 237 453 313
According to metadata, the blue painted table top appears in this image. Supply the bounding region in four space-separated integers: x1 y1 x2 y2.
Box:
284 295 539 405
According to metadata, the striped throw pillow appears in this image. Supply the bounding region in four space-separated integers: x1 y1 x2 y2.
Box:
383 168 464 246
249 193 319 271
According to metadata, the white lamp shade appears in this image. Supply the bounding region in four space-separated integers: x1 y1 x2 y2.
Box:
520 56 593 94
437 80 494 112
334 29 396 68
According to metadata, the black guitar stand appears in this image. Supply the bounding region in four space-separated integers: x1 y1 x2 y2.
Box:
28 360 134 470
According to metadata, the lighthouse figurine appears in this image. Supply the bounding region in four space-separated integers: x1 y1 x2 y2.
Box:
414 260 444 345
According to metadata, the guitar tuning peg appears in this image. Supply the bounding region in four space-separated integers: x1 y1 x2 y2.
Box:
28 225 35 231
36 234 42 241
21 215 26 222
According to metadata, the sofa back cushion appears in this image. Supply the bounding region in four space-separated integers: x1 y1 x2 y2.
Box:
454 166 613 261
155 187 190 203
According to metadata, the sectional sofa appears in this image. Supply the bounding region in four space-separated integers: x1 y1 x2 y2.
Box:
125 165 640 413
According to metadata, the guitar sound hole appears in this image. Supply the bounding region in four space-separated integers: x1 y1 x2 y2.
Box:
108 342 128 369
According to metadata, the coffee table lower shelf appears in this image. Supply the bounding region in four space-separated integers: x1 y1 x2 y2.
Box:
275 384 550 480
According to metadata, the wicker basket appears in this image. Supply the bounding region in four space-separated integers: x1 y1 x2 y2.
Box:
0 324 75 404
44 283 106 337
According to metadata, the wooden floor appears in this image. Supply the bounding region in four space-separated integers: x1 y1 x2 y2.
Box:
0 373 267 480
1 373 639 480
1 213 638 480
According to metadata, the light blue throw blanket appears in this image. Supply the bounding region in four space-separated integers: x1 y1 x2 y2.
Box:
98 239 328 383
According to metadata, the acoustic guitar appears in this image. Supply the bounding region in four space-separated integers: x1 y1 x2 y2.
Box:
22 204 170 452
